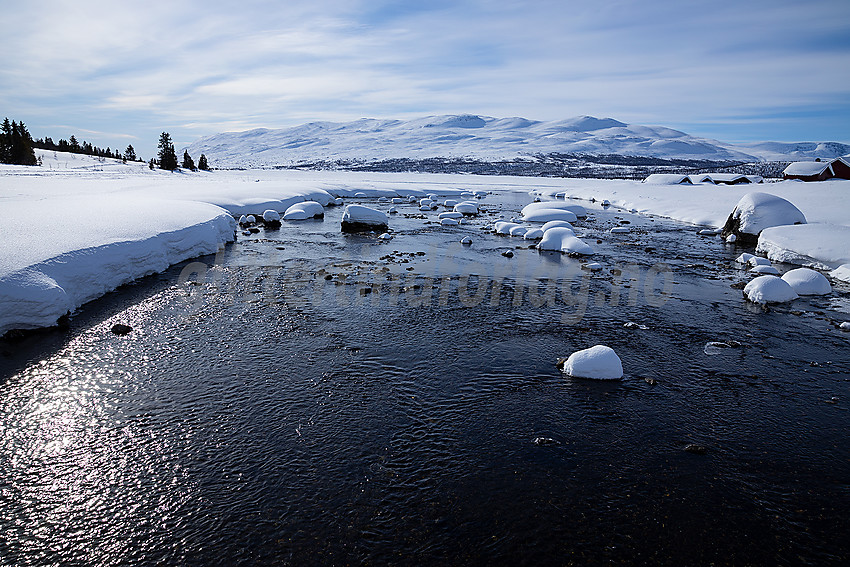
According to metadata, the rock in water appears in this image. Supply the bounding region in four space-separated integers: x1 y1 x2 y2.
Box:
111 323 133 335
743 275 799 304
561 345 623 380
781 268 831 295
261 209 281 228
283 201 324 220
720 192 806 245
341 205 389 233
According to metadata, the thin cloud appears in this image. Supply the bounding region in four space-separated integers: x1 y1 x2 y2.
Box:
2 0 848 158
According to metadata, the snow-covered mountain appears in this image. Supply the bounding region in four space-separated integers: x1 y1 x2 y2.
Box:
186 114 850 169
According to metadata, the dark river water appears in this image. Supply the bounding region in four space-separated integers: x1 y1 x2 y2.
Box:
2 190 849 566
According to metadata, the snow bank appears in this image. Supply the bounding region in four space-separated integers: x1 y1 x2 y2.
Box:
494 221 521 235
743 275 799 304
561 345 623 380
0 196 235 335
283 201 324 220
757 224 850 269
781 268 832 295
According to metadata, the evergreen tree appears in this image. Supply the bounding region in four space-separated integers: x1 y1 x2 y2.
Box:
69 135 80 153
198 153 209 171
157 132 178 171
0 118 37 165
124 144 136 162
182 150 196 171
149 158 156 170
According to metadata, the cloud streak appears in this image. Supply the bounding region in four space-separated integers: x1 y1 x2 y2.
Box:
2 0 848 158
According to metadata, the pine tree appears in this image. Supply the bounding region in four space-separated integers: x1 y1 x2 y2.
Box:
69 135 80 153
124 144 136 162
198 153 209 171
157 132 178 171
182 150 196 171
0 118 37 165
149 158 155 170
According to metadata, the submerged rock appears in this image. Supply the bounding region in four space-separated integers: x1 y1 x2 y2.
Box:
110 323 133 336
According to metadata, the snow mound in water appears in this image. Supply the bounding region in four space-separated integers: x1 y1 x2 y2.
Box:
750 265 780 275
283 201 324 220
494 221 521 235
538 228 593 255
743 275 799 304
830 264 850 283
524 228 544 240
509 225 528 237
721 192 806 243
440 218 459 226
541 220 573 232
262 209 280 222
522 202 587 218
523 208 578 223
454 201 479 215
341 205 388 232
562 345 623 380
781 268 831 295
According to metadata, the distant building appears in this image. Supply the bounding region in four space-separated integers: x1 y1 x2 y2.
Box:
783 157 850 181
643 173 763 184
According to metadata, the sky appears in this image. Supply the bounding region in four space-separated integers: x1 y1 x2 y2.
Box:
2 0 849 160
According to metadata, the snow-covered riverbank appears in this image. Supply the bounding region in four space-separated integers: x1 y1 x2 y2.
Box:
3 151 849 334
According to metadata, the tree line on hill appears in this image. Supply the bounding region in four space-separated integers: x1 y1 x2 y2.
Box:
2 118 210 172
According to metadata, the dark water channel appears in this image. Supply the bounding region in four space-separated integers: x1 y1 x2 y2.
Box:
2 191 849 566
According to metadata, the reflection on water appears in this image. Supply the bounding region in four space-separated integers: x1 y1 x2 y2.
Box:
2 195 849 565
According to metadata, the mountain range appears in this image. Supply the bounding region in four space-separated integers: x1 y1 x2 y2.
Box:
186 114 850 169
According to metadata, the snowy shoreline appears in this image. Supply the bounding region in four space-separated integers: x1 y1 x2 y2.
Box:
3 150 849 335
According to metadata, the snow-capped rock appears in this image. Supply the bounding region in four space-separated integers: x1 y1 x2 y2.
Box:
523 208 578 223
341 205 388 233
523 228 544 240
538 228 593 255
521 201 587 219
830 264 850 283
263 210 280 224
736 253 754 264
743 275 799 304
610 227 630 234
541 220 574 232
509 225 529 237
781 268 831 295
283 201 324 220
454 201 479 215
750 265 780 275
440 218 459 226
460 236 472 246
494 221 521 235
439 211 463 219
720 192 806 245
560 345 623 380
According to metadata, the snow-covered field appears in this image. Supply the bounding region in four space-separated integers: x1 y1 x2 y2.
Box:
2 149 849 334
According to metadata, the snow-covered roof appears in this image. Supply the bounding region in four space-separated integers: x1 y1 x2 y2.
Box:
783 161 832 176
643 174 690 184
688 173 762 184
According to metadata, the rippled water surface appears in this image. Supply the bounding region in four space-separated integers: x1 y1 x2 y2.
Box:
2 191 849 565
